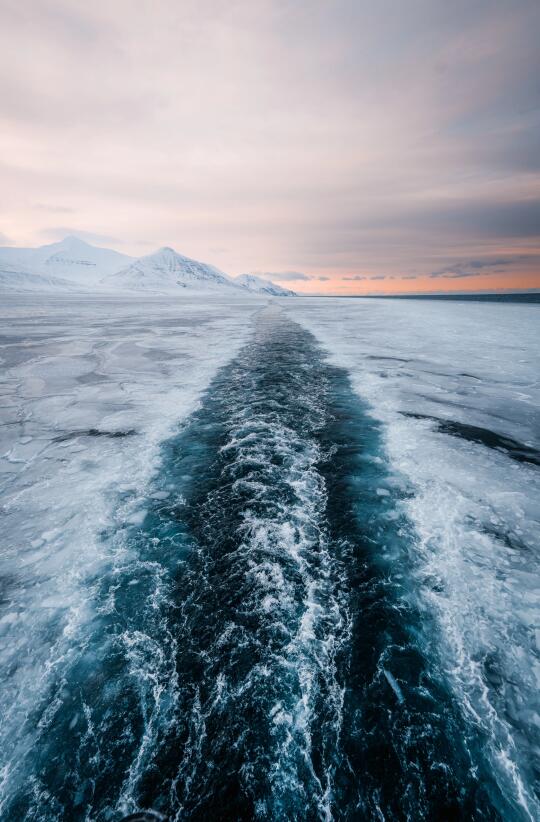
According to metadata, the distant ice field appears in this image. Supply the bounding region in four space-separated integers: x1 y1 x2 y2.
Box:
0 294 538 820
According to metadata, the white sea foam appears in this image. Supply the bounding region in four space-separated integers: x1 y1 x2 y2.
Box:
219 411 347 818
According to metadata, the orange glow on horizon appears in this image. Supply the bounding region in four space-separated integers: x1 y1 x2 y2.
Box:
291 269 540 296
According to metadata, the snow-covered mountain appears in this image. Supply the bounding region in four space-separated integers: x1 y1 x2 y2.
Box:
103 247 241 293
234 273 296 297
0 236 133 286
0 236 296 297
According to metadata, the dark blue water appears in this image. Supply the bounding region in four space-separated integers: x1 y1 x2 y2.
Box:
5 307 506 820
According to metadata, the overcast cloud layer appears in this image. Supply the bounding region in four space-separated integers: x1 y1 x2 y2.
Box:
1 0 539 293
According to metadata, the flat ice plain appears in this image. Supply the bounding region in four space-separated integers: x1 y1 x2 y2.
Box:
0 293 539 820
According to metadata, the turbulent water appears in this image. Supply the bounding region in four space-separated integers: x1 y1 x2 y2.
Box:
0 304 538 820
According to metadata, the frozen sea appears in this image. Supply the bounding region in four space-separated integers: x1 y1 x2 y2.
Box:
0 294 538 821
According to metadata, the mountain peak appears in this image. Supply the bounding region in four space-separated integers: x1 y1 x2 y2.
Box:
57 235 95 250
104 248 237 293
0 235 134 288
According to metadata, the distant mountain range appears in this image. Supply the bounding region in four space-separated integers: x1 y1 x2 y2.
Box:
0 236 296 296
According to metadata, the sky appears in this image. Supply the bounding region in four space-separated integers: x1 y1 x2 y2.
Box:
1 0 539 294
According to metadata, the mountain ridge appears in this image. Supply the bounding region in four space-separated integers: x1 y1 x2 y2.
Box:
0 236 296 297
103 246 238 293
